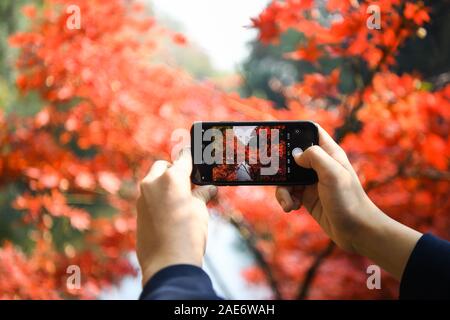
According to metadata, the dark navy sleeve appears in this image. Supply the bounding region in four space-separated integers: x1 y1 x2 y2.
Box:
139 264 222 300
400 233 450 299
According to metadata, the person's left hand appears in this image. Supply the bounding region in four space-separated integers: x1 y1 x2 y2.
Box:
136 149 217 286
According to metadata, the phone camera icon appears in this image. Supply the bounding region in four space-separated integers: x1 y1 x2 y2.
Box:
295 129 301 134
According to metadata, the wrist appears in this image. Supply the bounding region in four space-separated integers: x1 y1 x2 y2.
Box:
351 202 392 256
351 201 422 279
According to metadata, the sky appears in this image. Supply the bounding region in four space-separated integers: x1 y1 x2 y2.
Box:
152 0 271 72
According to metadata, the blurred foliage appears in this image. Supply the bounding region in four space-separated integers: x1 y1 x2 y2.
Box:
241 0 450 107
394 0 450 80
0 0 274 298
0 0 449 300
0 0 45 115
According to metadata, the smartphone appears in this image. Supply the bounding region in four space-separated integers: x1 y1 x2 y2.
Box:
190 121 318 186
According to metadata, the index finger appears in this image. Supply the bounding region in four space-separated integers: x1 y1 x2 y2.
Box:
315 124 340 153
315 124 352 170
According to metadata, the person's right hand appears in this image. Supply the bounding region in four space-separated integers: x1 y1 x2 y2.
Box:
275 124 422 280
276 125 388 253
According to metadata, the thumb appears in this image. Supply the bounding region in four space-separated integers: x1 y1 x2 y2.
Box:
192 185 218 203
292 146 344 183
172 147 193 177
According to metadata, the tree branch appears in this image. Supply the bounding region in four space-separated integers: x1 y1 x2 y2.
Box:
296 241 335 300
228 214 283 299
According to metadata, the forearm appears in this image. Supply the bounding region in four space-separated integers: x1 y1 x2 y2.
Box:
352 203 422 280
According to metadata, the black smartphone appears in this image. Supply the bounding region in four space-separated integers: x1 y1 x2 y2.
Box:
190 121 318 186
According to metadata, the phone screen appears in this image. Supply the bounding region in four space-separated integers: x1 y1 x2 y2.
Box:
190 121 318 185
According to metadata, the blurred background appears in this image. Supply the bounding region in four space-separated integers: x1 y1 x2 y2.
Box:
0 0 449 299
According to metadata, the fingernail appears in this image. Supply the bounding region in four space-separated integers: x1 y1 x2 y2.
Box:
174 147 191 161
280 200 287 211
292 147 303 158
178 147 190 159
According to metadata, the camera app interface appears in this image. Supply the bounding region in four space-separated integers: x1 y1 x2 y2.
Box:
191 122 318 184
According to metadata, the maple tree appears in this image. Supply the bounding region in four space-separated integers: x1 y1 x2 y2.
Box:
0 0 448 299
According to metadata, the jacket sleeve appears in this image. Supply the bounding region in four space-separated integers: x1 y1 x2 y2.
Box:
400 233 450 299
139 264 222 300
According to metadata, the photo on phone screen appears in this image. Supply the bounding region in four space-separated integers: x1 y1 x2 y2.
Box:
190 121 318 186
